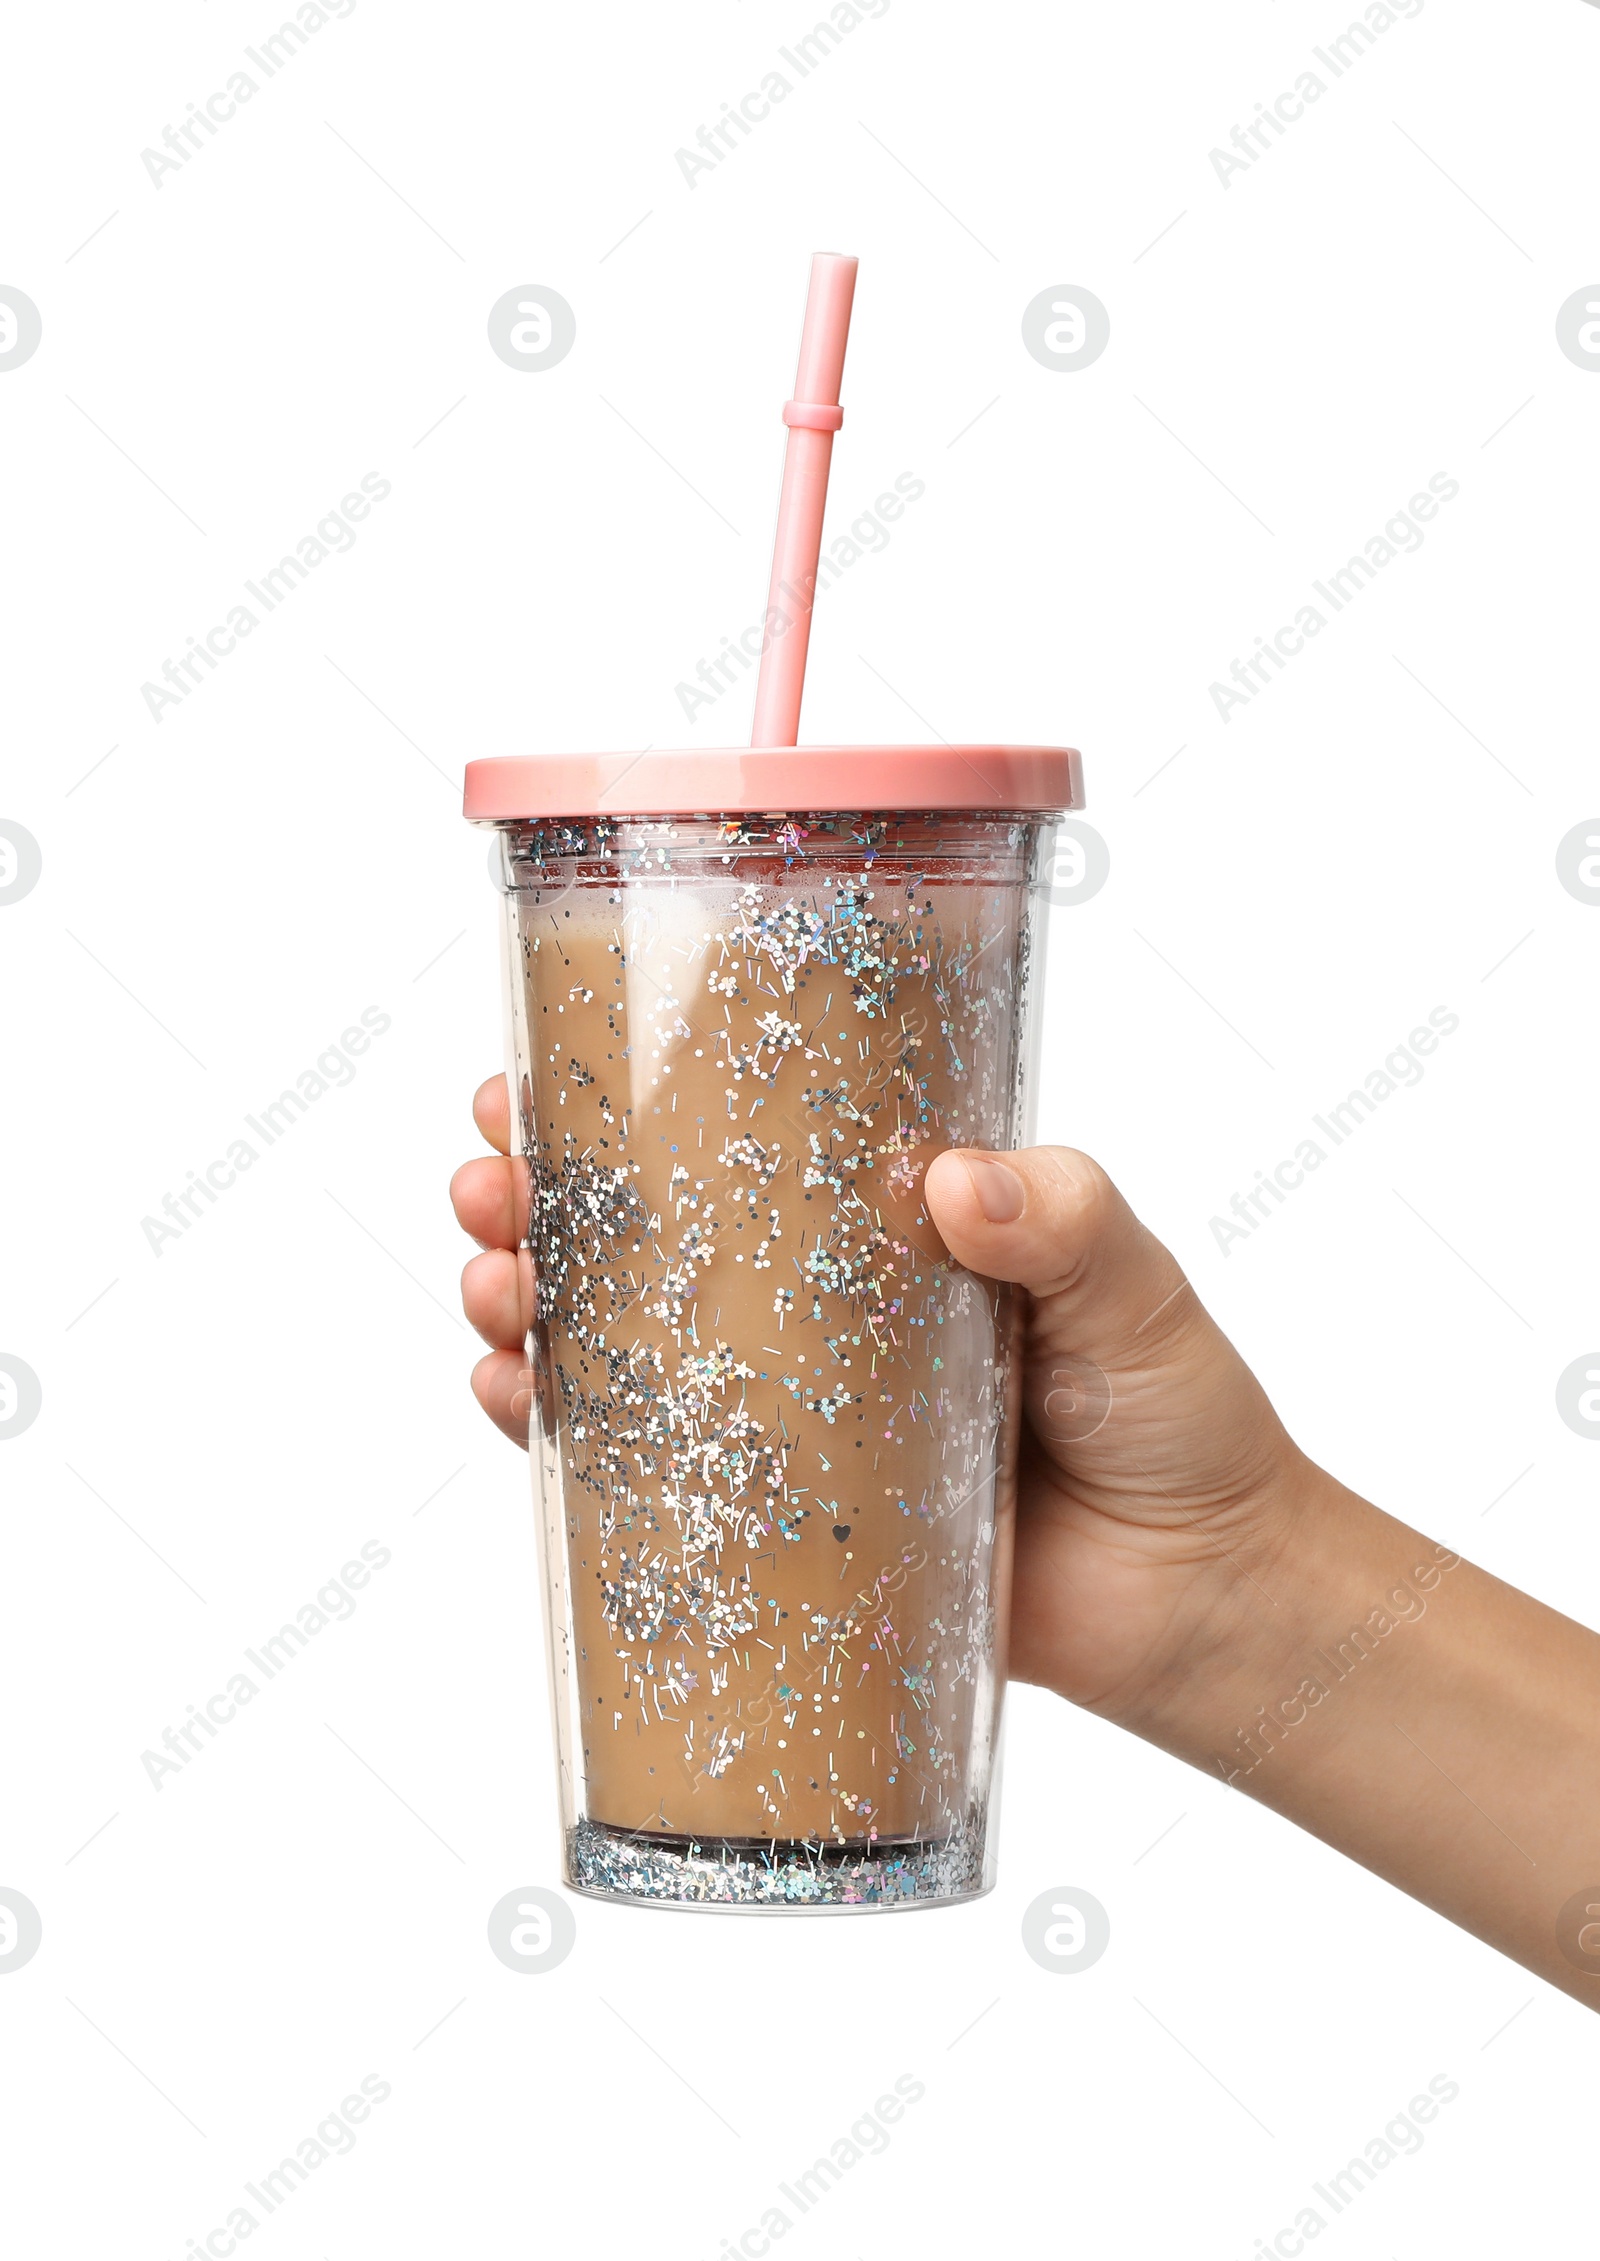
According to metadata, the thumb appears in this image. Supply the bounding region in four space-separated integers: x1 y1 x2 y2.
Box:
922 1144 1290 1514
924 1145 1195 1360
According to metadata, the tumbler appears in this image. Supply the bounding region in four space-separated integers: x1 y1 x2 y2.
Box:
464 743 1082 1907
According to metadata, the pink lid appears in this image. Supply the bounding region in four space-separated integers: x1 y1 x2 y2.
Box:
462 745 1083 821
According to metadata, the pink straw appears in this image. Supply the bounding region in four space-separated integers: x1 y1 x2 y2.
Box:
750 252 859 747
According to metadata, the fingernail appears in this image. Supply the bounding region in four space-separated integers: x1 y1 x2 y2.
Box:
962 1155 1025 1224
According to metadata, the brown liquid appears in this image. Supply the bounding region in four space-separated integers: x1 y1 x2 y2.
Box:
512 830 1028 1849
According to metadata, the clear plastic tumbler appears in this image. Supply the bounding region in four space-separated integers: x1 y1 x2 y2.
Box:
465 744 1081 1908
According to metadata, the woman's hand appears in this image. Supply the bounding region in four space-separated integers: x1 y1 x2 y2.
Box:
451 1077 1600 2007
450 1079 1304 1731
448 1075 535 1445
919 1144 1304 1721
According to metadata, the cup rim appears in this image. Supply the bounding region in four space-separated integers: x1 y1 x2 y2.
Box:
462 745 1083 821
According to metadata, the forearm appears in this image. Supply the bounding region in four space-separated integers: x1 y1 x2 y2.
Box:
1122 1465 1600 2007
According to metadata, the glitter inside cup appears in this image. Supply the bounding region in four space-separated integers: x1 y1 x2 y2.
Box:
494 810 1054 1910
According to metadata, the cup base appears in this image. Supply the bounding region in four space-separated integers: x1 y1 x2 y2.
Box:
567 1813 988 1913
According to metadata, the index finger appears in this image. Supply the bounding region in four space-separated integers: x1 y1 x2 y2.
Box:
473 1073 511 1156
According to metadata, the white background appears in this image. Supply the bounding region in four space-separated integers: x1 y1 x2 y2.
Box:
3 0 1598 2253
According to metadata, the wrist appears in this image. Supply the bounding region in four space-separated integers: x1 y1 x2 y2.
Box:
1104 1455 1400 1771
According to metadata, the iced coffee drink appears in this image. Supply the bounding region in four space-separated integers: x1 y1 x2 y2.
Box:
465 767 1078 1907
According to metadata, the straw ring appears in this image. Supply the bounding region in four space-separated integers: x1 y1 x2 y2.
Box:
782 399 844 431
